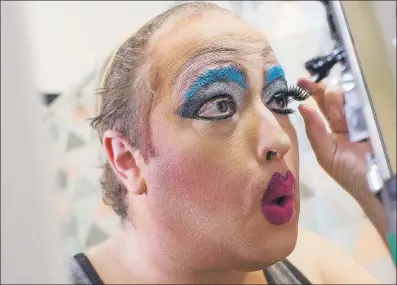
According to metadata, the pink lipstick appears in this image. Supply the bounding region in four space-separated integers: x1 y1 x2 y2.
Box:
260 171 295 225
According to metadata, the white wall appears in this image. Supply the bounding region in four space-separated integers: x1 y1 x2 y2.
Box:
1 2 68 283
26 1 172 93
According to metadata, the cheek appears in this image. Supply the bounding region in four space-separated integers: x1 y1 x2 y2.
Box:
146 131 246 216
145 110 249 227
147 105 246 209
143 128 257 256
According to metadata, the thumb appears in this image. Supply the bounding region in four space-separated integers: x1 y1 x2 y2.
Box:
298 104 336 168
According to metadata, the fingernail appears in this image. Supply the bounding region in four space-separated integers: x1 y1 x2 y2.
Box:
329 105 342 121
297 79 311 90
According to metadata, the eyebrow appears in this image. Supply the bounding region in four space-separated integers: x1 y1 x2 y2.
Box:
265 65 285 84
176 42 277 98
184 66 247 99
261 46 274 61
183 64 286 99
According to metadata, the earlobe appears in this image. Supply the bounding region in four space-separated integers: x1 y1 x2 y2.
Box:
102 130 147 195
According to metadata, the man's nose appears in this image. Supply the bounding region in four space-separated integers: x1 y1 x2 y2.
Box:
247 104 292 163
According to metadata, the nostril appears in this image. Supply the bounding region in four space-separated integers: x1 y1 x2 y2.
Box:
266 151 277 161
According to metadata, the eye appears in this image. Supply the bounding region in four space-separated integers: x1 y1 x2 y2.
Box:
267 93 290 109
197 95 236 120
177 82 244 120
265 85 310 115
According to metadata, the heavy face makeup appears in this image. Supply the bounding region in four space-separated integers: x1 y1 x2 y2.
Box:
133 9 301 272
177 64 293 120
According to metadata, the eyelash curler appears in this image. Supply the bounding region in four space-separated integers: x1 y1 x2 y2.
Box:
304 0 396 265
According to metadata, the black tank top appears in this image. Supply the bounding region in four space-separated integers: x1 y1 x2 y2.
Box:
70 253 312 284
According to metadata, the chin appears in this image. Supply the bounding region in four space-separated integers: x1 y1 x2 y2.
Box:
250 242 297 271
233 221 299 272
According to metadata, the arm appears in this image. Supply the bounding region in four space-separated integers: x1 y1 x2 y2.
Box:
293 229 381 284
318 234 381 284
352 186 389 246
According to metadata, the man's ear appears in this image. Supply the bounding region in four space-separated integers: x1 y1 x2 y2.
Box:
102 130 146 195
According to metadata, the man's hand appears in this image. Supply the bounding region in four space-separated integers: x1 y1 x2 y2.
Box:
296 77 371 199
297 77 389 243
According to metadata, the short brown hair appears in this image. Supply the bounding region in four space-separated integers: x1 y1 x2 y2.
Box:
90 2 223 219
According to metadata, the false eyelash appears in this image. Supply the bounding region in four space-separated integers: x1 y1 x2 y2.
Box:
285 85 311 101
268 84 311 115
270 85 310 105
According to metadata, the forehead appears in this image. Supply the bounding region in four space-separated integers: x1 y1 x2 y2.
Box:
148 9 277 89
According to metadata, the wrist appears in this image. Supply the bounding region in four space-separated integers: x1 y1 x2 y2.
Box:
345 174 372 203
350 181 389 240
350 179 381 214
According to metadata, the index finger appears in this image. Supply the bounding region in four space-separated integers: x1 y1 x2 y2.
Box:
297 77 328 120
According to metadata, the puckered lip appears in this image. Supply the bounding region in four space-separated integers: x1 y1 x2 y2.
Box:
260 171 295 206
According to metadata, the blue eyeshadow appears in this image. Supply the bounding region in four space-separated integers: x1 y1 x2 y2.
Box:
184 66 247 99
265 65 285 85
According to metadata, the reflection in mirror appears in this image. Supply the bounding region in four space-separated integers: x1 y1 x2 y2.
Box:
28 1 396 284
